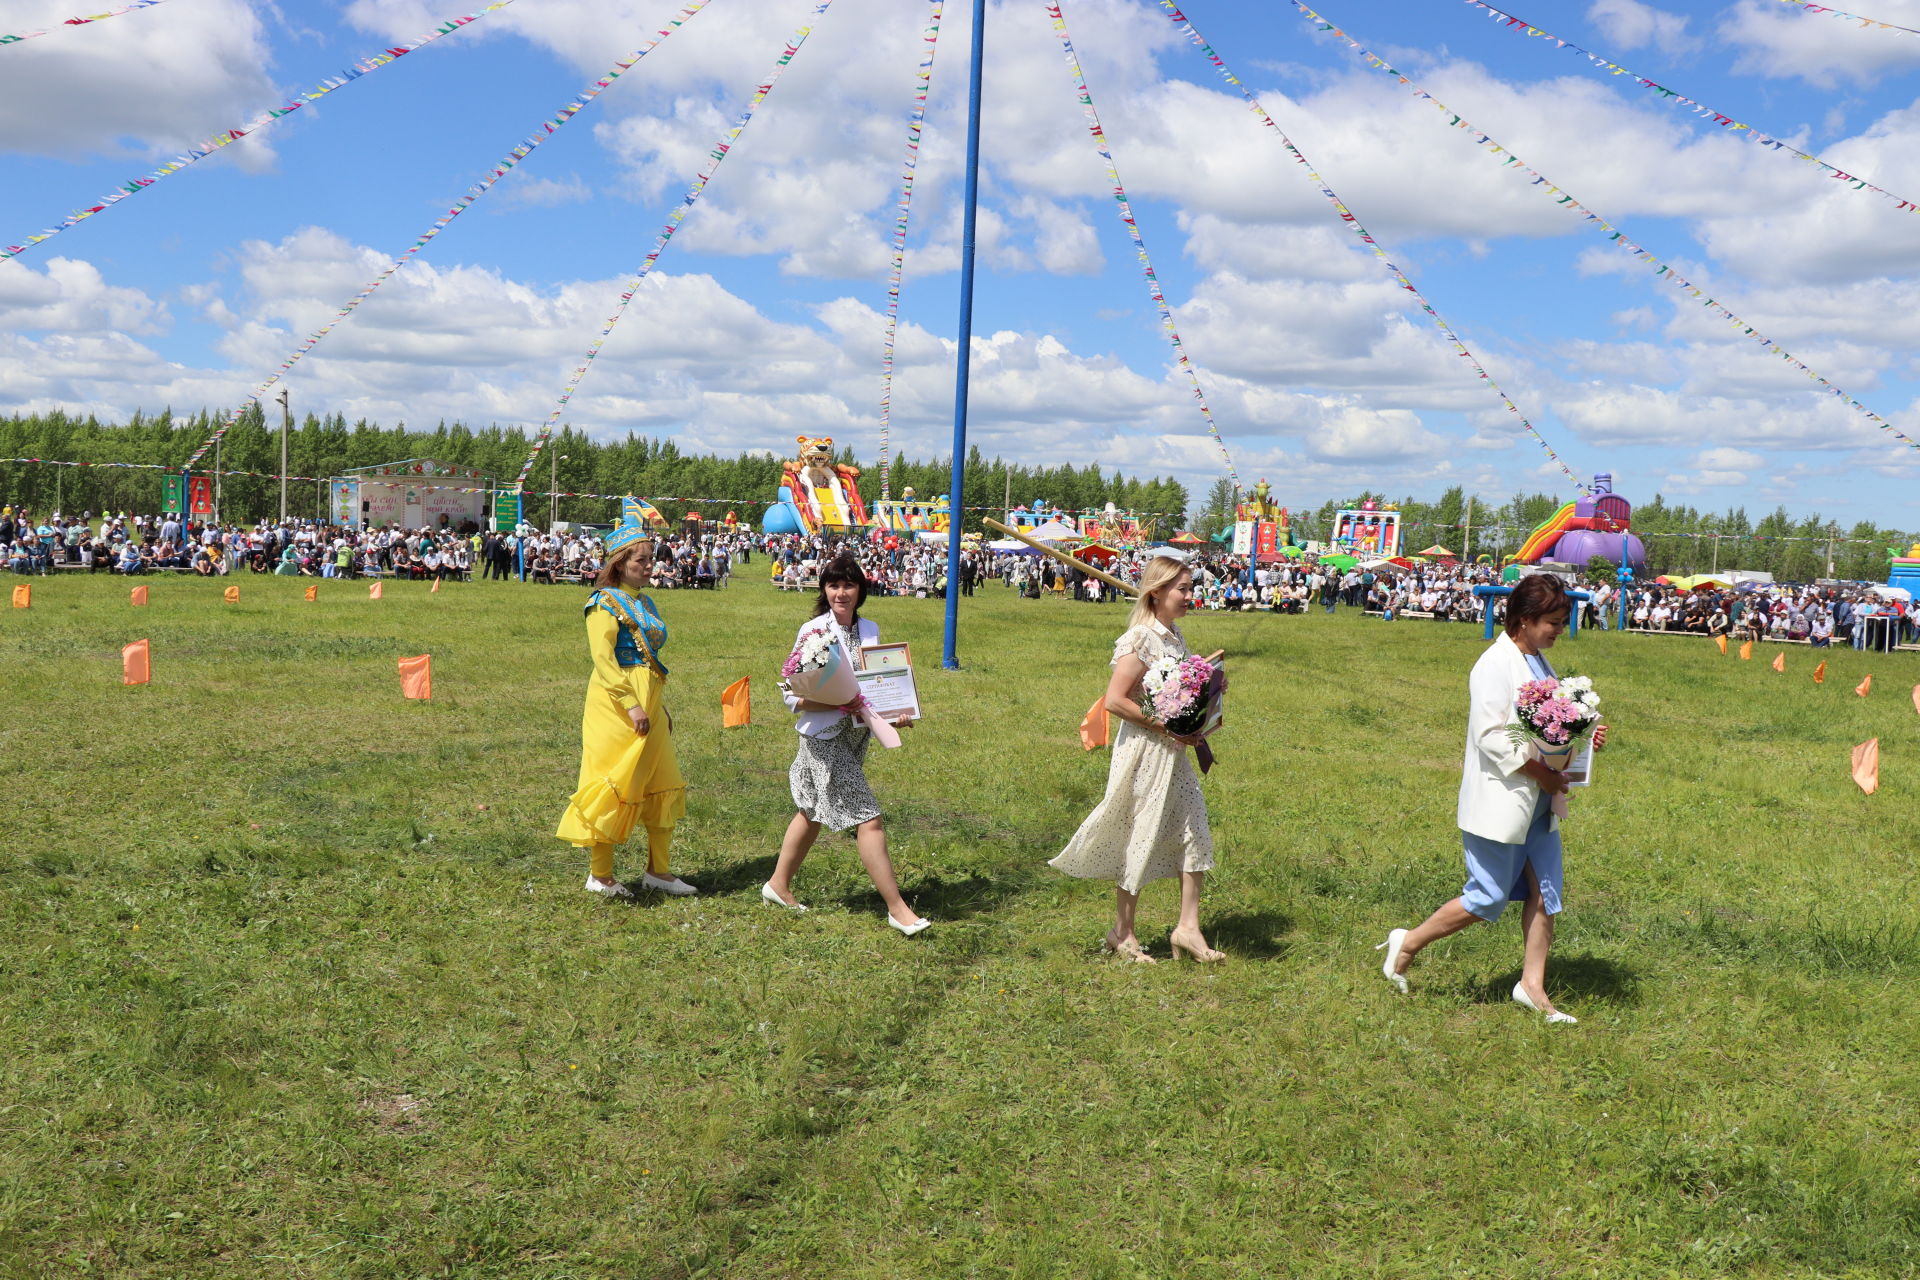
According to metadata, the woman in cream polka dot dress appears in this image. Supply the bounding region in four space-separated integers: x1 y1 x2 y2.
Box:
1050 551 1224 964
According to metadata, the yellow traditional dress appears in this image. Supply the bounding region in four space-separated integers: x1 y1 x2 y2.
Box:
555 587 686 855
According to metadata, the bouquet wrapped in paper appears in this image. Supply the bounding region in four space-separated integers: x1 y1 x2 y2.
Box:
1139 654 1225 772
781 628 901 749
1509 674 1600 773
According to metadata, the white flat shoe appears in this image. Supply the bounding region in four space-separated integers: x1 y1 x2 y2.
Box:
585 874 635 900
641 872 698 897
1512 982 1577 1024
887 914 931 937
1375 928 1409 994
760 882 807 912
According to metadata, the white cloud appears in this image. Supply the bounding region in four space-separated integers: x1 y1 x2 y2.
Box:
0 0 276 161
0 256 168 333
1587 0 1699 56
1720 0 1920 87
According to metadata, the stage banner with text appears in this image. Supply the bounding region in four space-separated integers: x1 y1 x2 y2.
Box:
492 489 520 533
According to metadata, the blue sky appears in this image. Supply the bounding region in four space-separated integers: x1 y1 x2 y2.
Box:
4 0 1920 522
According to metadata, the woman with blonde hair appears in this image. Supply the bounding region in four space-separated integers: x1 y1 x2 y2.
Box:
555 512 695 899
1050 551 1225 963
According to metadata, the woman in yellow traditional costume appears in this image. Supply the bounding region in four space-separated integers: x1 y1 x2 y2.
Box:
556 508 694 898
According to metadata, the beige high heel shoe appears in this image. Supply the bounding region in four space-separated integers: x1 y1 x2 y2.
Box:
1101 933 1157 965
1168 929 1225 964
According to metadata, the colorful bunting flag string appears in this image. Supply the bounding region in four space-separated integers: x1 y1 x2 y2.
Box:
513 427 553 488
1161 2 1593 499
1048 2 1240 492
182 0 714 473
1292 0 1920 457
1461 0 1920 215
1767 0 1920 38
0 0 169 47
530 1 834 441
878 0 945 503
2 0 519 263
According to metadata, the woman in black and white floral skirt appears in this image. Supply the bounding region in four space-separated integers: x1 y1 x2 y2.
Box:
762 554 928 936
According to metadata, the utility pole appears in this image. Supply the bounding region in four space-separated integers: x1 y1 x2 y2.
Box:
1462 495 1474 562
1710 532 1719 575
1825 522 1837 578
213 436 222 526
550 453 568 529
276 387 290 523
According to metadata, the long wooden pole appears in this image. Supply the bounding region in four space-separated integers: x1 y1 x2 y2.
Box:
983 517 1137 596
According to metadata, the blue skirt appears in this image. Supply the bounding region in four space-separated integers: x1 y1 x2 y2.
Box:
1460 792 1563 922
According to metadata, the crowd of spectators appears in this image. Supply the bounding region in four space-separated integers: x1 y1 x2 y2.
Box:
6 503 1914 650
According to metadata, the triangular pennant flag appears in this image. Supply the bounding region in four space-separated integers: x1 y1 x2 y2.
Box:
721 675 751 727
1814 660 1827 684
369 582 384 600
122 638 150 686
130 585 148 607
1739 640 1753 661
398 654 432 700
222 585 239 604
1079 696 1110 751
11 584 29 608
1715 635 1727 655
1772 652 1786 673
304 584 318 602
1851 738 1880 795
1856 674 1873 697
430 576 441 595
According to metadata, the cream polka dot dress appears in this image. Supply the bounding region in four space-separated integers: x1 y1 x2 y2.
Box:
1049 620 1214 893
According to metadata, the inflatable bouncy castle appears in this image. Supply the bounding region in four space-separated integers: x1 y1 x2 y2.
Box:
762 436 871 536
870 485 951 543
1512 473 1647 570
1331 500 1401 558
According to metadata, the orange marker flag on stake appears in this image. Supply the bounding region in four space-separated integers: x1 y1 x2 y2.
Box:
430 576 441 595
130 585 148 607
223 585 239 604
122 638 150 686
1079 696 1110 750
304 584 318 602
1813 660 1827 684
1772 652 1786 673
1715 635 1728 655
398 654 432 701
721 676 751 727
1856 674 1873 697
11 584 29 608
369 581 383 600
1851 738 1880 795
1739 640 1753 661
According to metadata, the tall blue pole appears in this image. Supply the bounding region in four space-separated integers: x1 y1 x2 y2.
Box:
941 0 987 671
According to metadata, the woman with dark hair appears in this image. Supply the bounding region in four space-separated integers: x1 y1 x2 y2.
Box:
1377 573 1607 1023
763 553 927 935
554 518 695 900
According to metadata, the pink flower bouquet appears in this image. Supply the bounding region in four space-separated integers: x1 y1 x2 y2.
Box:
1140 654 1225 771
781 629 901 749
1509 674 1600 770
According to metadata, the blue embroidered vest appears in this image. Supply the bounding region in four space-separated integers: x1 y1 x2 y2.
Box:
586 588 668 675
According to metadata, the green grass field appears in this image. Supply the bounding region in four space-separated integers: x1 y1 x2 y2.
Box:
4 571 1919 1279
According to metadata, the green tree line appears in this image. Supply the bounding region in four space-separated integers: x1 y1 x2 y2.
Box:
0 410 1189 534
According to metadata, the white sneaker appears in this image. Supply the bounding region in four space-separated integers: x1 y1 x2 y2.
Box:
585 874 635 899
641 872 698 897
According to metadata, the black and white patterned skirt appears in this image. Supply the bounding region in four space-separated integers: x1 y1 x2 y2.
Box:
789 724 880 832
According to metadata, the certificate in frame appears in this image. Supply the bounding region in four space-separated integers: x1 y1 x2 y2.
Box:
857 642 922 722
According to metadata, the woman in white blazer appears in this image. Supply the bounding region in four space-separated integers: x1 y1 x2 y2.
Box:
1377 575 1607 1023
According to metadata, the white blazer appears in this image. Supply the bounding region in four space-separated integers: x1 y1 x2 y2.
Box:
1456 632 1561 843
783 613 879 738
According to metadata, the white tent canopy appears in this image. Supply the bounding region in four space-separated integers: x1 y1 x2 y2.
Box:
1026 520 1082 543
